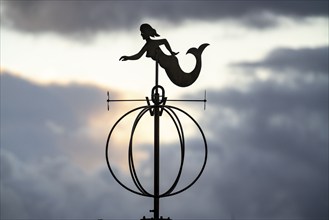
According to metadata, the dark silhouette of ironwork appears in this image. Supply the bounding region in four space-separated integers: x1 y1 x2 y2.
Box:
106 24 208 220
120 23 209 87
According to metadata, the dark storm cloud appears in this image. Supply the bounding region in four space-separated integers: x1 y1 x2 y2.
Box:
0 148 151 219
0 73 110 161
200 77 328 219
0 72 149 219
2 1 328 37
194 44 328 218
233 46 329 75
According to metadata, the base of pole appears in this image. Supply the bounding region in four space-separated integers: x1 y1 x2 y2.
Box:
140 216 171 220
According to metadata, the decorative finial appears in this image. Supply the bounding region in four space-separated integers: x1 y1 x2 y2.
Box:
119 23 209 87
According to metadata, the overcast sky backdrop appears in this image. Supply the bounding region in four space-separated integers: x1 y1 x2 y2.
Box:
1 1 328 220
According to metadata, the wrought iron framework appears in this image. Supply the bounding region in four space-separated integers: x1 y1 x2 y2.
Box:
106 39 208 220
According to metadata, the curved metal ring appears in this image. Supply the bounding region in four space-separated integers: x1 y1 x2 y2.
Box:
159 107 185 197
128 107 153 196
106 105 153 197
159 105 207 198
128 105 186 197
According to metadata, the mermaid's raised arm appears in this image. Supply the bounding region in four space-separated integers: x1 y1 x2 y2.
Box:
160 39 179 56
119 44 147 61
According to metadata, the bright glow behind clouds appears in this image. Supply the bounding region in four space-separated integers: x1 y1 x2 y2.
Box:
1 18 328 94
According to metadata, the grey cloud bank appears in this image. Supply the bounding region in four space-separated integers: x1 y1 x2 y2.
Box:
0 73 149 219
233 46 329 75
1 74 107 161
2 1 328 37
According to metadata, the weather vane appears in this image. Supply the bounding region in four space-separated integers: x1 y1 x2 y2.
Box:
106 23 209 220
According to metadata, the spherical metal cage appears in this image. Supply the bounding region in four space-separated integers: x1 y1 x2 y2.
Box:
105 104 208 198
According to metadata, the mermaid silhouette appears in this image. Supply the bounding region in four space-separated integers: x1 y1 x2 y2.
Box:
120 24 209 87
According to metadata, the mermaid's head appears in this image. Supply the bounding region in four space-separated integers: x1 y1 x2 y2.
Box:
140 23 160 39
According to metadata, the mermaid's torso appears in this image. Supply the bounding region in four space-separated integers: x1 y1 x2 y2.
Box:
145 41 156 59
145 40 166 61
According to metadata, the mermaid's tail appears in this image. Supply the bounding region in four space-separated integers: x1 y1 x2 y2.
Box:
159 43 209 87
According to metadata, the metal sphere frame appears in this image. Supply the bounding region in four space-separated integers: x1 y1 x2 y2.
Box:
105 104 208 199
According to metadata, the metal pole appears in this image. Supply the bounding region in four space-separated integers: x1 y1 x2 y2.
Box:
154 101 160 220
154 55 160 220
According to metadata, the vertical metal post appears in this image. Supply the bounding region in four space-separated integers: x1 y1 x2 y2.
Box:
155 55 159 87
154 56 160 220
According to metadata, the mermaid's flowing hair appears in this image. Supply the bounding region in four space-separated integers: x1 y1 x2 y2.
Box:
140 23 160 37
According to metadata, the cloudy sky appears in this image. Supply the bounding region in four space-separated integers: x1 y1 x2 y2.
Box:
1 1 328 219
